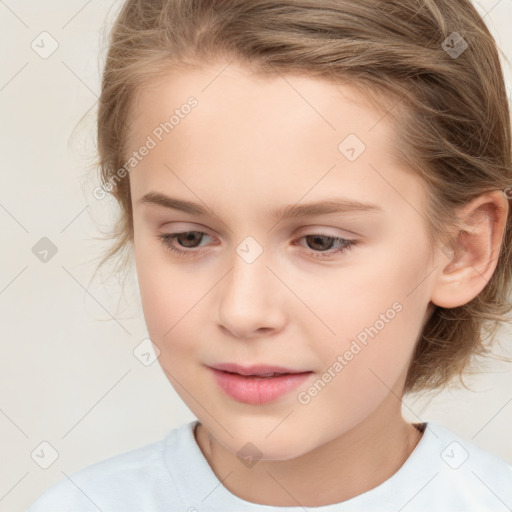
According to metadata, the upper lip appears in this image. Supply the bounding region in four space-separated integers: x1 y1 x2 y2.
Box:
209 362 311 376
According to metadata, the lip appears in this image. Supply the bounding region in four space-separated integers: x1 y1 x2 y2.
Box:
210 362 309 376
207 365 313 405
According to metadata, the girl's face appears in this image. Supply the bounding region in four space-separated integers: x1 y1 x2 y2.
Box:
128 62 439 459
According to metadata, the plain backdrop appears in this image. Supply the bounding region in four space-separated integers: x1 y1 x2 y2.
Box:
1 1 512 511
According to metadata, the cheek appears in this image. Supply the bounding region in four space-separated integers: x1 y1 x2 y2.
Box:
134 239 199 343
135 260 205 386
298 298 418 433
308 249 428 392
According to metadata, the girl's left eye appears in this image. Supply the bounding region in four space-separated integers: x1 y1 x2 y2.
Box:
157 231 358 259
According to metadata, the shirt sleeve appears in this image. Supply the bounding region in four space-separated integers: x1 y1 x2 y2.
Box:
25 477 102 512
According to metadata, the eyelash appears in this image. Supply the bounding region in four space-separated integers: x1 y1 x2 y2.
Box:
156 231 358 260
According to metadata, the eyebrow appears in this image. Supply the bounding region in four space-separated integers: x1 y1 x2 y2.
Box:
138 191 383 220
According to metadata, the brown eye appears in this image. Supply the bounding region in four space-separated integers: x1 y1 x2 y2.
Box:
304 234 336 252
157 231 210 256
174 231 204 248
296 233 358 260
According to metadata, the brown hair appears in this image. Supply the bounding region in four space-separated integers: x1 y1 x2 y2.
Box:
93 0 512 394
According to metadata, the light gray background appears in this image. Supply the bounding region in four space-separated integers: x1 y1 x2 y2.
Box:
1 1 512 511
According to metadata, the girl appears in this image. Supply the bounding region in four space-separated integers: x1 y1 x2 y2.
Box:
27 0 512 510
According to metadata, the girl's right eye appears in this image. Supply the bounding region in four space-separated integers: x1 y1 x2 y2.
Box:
157 232 210 256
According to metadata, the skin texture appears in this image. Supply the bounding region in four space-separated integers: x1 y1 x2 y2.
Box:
126 61 509 507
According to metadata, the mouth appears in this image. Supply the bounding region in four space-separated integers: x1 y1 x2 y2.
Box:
209 362 312 377
221 371 295 379
207 363 314 404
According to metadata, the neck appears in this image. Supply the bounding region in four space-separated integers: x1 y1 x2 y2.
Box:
194 394 423 507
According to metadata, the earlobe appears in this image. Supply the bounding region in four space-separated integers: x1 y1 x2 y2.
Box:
430 190 509 309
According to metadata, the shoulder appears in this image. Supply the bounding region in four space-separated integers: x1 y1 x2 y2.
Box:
25 422 193 512
415 422 512 510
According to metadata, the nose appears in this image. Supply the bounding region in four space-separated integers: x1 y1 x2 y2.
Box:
215 252 286 339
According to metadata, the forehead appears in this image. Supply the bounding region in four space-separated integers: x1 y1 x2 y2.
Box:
126 62 425 222
127 62 392 151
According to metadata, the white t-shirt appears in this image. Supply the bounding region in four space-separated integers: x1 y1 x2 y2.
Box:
26 420 512 512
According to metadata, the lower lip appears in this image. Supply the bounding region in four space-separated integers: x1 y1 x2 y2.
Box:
209 368 313 405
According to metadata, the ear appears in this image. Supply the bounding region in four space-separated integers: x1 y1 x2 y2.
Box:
429 190 509 309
